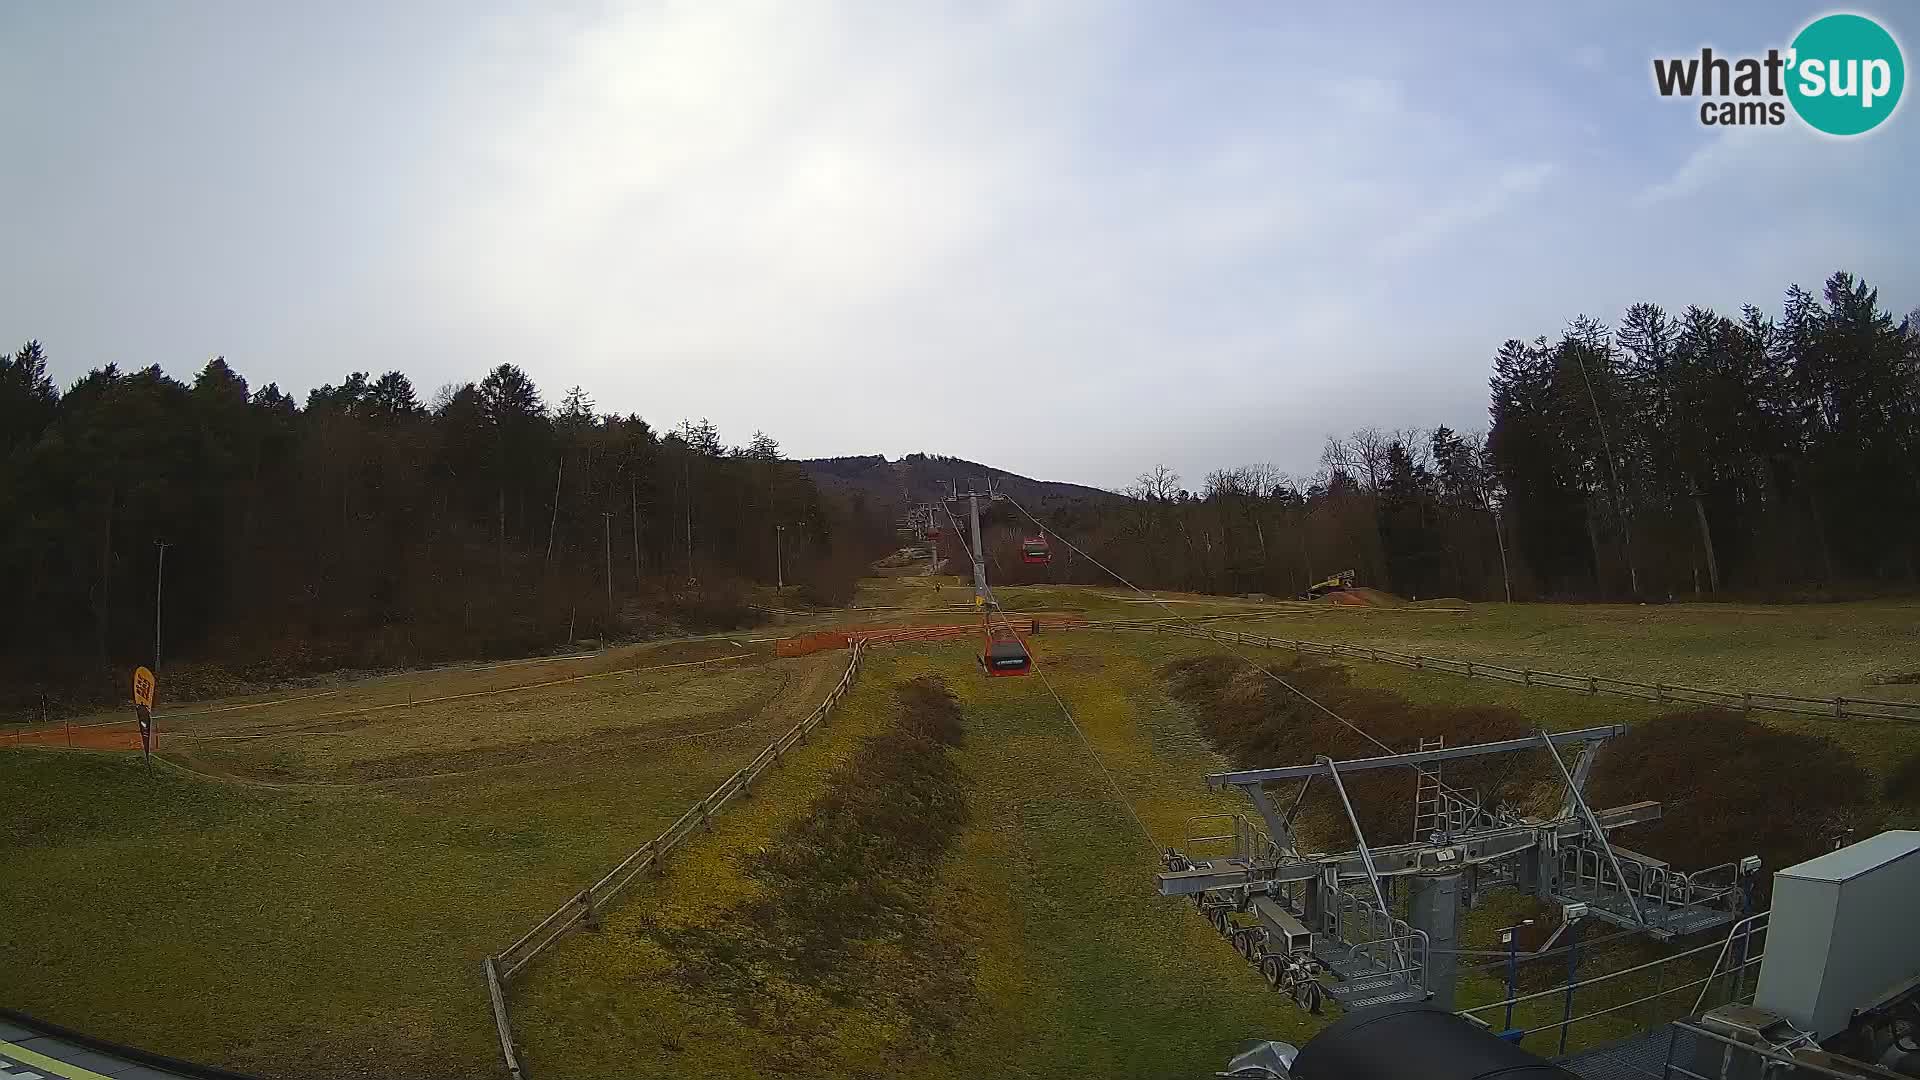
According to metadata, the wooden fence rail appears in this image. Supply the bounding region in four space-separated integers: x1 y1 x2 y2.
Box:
484 640 868 1075
1083 619 1920 726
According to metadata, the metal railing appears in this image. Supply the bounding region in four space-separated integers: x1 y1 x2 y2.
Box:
1459 914 1768 1047
1081 619 1920 725
1183 813 1276 865
1691 911 1769 1014
1556 845 1744 929
1659 1020 1861 1080
483 641 867 1077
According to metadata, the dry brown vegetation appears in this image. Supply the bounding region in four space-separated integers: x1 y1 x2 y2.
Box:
1587 711 1878 880
1161 653 1557 845
1163 653 1884 891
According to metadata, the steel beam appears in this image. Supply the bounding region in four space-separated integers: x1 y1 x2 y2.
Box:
1207 725 1627 789
1154 802 1661 898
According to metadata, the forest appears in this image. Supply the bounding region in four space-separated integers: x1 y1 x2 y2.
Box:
963 271 1920 604
0 355 889 713
6 270 1914 711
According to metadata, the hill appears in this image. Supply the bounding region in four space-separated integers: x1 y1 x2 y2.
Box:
797 453 1125 520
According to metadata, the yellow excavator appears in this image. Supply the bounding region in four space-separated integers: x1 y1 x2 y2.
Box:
1299 569 1356 600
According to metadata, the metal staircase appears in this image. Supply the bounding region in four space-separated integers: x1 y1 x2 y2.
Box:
1314 888 1430 1009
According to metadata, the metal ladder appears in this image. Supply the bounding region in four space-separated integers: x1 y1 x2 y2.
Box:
1412 736 1446 841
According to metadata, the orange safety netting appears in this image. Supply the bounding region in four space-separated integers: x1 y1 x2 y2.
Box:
774 615 1082 657
3 721 147 751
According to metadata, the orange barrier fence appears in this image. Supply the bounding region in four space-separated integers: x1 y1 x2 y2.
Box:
773 615 1084 657
3 720 146 751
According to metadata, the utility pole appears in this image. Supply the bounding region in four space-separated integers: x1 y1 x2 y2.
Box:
153 540 169 674
775 524 786 591
602 512 614 626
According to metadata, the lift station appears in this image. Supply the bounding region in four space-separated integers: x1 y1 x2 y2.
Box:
1158 726 1762 1013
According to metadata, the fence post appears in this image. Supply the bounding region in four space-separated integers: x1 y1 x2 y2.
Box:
1655 684 1665 704
1465 662 1475 679
1523 669 1533 686
484 957 525 1080
1587 676 1597 695
701 794 714 831
579 889 600 931
1415 655 1424 670
1742 691 1752 715
1834 696 1844 718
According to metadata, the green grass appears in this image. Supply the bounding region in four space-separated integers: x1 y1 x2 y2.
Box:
511 643 1316 1079
1208 597 1920 700
0 649 846 1080
9 587 1920 1077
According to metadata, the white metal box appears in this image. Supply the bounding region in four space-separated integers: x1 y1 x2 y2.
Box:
1752 830 1920 1039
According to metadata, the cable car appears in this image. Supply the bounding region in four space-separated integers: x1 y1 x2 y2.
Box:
980 624 1032 677
1021 534 1051 565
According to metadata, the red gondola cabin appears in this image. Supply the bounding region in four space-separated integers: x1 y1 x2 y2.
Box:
1021 535 1051 564
980 624 1032 676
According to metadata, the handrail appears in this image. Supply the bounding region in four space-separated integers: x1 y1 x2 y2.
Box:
1538 730 1645 928
1693 910 1770 1014
1458 923 1757 1018
1317 754 1408 978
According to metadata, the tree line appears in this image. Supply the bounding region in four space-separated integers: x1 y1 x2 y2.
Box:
953 271 1919 603
0 351 887 712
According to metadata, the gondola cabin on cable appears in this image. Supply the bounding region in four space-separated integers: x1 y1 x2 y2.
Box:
980 623 1032 677
1021 534 1051 564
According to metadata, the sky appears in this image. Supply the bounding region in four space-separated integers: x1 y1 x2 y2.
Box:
4 1 1916 491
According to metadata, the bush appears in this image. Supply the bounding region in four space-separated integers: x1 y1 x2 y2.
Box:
1588 710 1876 885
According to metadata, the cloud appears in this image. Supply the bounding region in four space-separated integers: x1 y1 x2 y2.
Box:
5 4 1914 491
1379 161 1559 261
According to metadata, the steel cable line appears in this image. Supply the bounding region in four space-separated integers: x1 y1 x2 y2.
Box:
941 496 1158 850
1000 492 1488 807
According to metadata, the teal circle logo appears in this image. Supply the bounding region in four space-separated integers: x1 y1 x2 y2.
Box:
1787 13 1904 135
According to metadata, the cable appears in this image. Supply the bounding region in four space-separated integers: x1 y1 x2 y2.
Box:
1032 659 1160 852
1001 492 1483 806
945 491 1156 851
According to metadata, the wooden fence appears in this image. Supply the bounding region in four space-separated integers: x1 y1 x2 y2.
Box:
483 640 868 1079
1087 620 1920 726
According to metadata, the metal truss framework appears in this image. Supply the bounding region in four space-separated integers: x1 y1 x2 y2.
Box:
1159 726 1760 1013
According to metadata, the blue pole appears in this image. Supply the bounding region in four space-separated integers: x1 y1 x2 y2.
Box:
1560 921 1581 1055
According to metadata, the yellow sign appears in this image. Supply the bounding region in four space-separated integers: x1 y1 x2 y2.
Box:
973 594 985 609
132 666 156 709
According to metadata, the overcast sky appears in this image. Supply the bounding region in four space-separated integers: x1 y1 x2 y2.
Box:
5 2 1915 490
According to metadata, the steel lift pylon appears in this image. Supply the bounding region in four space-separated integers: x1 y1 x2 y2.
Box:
1159 727 1761 1012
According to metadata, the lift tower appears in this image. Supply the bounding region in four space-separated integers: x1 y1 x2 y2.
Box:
947 480 1005 608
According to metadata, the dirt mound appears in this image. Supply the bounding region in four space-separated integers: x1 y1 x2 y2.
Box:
1407 597 1470 610
1327 587 1404 608
1588 711 1876 885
